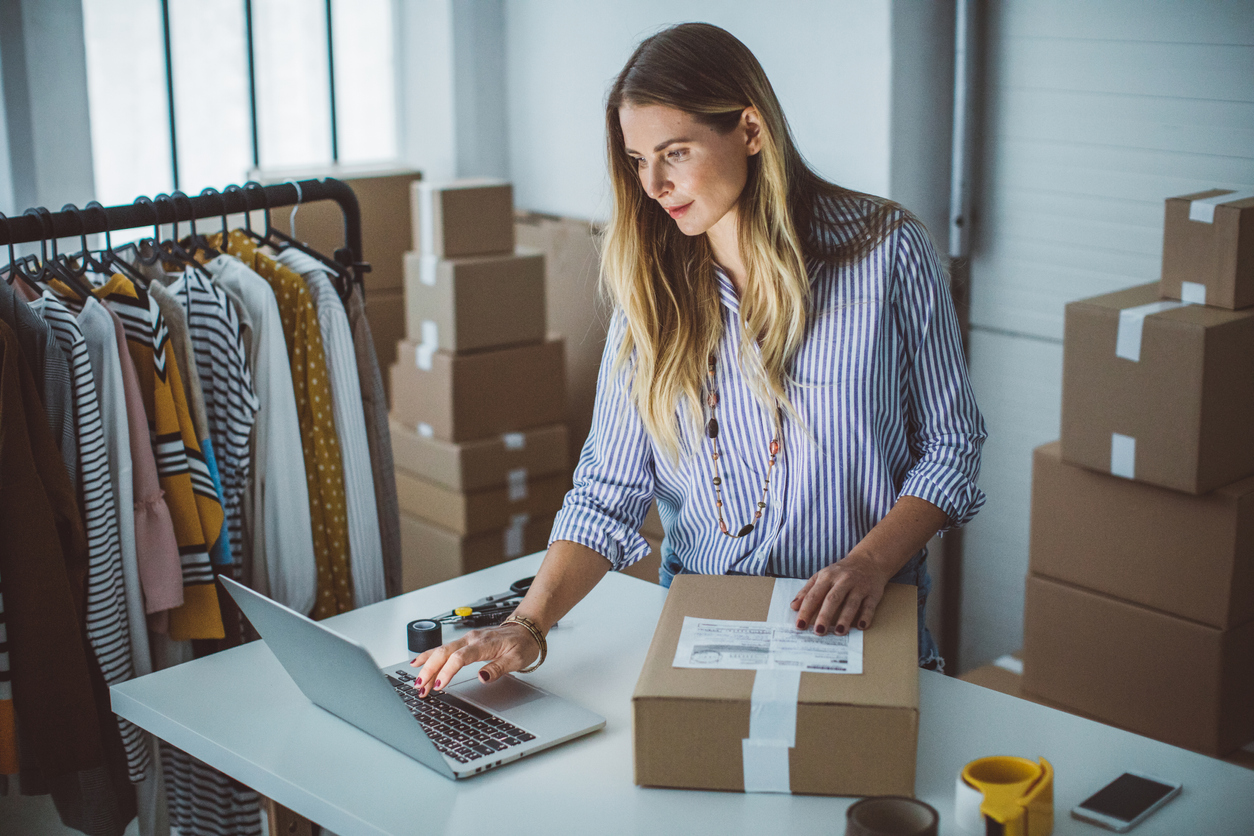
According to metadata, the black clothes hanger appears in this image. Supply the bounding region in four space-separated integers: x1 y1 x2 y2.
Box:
83 200 147 284
60 203 108 275
1 211 44 294
33 207 96 300
198 187 230 253
174 190 221 260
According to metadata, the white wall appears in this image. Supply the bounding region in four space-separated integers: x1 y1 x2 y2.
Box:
959 0 1254 670
502 0 894 222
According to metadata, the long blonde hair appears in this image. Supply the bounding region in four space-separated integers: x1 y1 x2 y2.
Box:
602 23 904 463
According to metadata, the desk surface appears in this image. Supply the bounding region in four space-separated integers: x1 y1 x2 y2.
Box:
112 555 1254 836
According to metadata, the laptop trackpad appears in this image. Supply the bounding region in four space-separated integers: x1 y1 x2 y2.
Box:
452 675 544 713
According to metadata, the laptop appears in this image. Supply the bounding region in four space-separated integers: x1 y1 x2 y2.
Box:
218 576 605 779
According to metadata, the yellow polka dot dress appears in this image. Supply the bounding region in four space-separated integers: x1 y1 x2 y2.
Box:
225 231 354 617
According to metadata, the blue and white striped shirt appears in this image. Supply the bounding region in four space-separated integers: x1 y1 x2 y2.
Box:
549 213 987 579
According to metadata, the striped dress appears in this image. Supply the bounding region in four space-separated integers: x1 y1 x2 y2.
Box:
550 212 987 588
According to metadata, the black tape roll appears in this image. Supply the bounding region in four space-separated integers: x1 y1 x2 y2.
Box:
407 619 443 654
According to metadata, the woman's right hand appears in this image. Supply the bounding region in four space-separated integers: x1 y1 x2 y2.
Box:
408 621 541 697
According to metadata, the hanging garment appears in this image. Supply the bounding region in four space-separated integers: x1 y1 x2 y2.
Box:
161 268 259 579
0 318 108 804
344 284 403 598
105 304 184 619
22 288 147 784
149 280 233 570
276 248 384 607
201 253 315 615
92 273 225 640
220 231 353 617
0 272 77 484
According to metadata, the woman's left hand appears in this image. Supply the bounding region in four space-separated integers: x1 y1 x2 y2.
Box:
789 550 895 636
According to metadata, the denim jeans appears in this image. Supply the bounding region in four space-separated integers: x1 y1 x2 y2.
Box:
659 548 944 672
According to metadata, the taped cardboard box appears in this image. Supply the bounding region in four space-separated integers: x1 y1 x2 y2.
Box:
390 417 568 493
400 511 554 592
255 163 421 292
1161 189 1254 310
394 467 568 536
1031 441 1254 629
633 577 918 796
1022 573 1254 756
1060 282 1254 494
403 248 545 351
516 212 604 456
389 337 566 442
413 179 514 258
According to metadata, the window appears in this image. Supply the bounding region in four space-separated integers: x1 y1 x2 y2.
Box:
82 0 397 209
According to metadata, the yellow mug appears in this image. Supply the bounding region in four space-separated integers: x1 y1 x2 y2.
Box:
957 756 1053 836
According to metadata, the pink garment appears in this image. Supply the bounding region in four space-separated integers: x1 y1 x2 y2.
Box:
107 307 183 618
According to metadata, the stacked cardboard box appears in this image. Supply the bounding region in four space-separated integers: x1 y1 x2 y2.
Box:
391 180 570 591
1024 189 1254 756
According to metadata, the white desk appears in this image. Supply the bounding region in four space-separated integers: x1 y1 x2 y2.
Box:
112 555 1254 835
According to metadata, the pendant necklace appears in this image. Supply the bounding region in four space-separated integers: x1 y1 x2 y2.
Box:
704 353 780 538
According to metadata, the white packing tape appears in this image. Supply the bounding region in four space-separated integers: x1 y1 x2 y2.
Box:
1111 433 1136 479
992 655 1024 675
502 432 526 450
1188 189 1254 224
503 513 530 558
1115 300 1188 362
1180 281 1207 305
417 423 434 438
955 774 986 834
507 467 528 501
419 254 439 287
418 183 436 253
415 321 439 371
741 577 806 794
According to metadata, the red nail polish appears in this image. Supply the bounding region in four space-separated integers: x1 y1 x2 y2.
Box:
835 625 846 635
796 619 807 630
815 624 826 635
858 621 867 630
479 670 490 682
434 680 441 689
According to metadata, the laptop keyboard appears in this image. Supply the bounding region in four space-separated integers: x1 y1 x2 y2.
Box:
386 671 536 764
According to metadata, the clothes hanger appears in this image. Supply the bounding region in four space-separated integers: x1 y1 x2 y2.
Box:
83 200 148 284
60 203 109 275
0 211 44 294
239 180 271 247
173 190 221 260
155 193 215 281
34 206 97 300
263 180 356 301
131 195 165 274
197 186 230 255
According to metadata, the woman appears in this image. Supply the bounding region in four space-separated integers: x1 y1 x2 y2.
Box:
411 22 985 695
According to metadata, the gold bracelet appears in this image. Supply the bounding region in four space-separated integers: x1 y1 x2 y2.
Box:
501 614 547 673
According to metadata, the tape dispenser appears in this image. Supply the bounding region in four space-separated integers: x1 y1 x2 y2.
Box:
955 756 1053 836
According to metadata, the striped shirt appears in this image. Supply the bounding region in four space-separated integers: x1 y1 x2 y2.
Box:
549 213 987 579
29 291 149 782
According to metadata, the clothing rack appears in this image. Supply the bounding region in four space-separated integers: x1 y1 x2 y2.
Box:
0 178 369 291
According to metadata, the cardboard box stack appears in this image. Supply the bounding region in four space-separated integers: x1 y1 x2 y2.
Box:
1024 189 1254 756
392 179 570 591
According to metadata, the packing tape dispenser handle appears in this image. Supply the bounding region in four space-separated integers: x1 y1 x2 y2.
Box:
956 756 1054 836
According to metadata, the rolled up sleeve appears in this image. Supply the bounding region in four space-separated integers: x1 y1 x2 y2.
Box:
891 219 988 530
549 312 655 569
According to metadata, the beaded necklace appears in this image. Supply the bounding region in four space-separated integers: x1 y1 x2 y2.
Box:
705 352 780 538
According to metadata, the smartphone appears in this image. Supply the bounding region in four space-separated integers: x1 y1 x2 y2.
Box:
1071 771 1182 832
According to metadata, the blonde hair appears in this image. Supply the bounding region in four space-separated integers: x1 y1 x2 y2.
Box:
602 23 904 463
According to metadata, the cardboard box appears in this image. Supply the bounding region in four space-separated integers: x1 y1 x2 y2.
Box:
1031 441 1254 629
413 179 514 258
394 468 569 536
390 417 569 493
633 577 919 796
400 511 554 592
516 212 605 456
366 288 405 403
389 337 566 442
1060 282 1254 493
403 249 545 351
256 163 421 293
1161 189 1254 310
1022 573 1254 756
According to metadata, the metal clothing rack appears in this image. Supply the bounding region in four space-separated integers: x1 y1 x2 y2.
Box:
0 178 369 292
